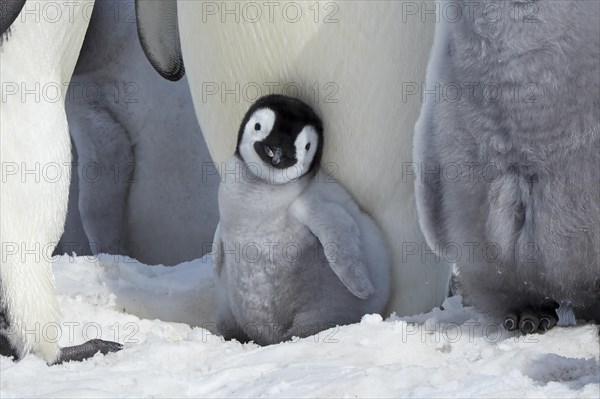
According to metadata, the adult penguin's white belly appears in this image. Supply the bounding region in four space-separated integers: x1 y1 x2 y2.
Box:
0 0 94 362
177 1 451 315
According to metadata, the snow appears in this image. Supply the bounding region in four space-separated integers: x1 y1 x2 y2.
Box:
1 255 598 398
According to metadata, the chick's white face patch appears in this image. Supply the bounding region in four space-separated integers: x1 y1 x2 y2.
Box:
239 108 276 167
293 126 319 175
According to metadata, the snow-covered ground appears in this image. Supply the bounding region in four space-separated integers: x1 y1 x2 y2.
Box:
1 255 598 398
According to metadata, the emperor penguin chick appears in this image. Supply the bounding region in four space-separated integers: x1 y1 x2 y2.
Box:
213 95 391 345
414 0 599 334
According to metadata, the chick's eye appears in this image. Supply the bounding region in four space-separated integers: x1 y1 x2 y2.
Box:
254 123 261 131
305 143 311 151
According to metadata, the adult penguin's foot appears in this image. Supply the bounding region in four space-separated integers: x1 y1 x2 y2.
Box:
54 339 122 365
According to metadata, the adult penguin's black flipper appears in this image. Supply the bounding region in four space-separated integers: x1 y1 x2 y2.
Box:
0 0 26 39
135 0 185 81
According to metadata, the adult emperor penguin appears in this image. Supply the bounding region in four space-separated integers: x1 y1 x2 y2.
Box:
1 0 121 363
414 0 599 333
135 1 452 316
56 0 219 266
214 95 390 344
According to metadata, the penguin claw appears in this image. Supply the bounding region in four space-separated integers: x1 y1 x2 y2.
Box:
518 309 539 334
504 314 518 331
519 319 537 334
539 312 558 332
539 318 550 331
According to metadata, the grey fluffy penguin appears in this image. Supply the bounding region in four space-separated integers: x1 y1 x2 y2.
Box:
213 95 391 345
414 0 599 333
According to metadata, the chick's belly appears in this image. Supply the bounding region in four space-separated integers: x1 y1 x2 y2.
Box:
226 218 315 267
225 224 322 324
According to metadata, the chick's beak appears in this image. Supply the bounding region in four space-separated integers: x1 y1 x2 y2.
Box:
263 144 283 165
